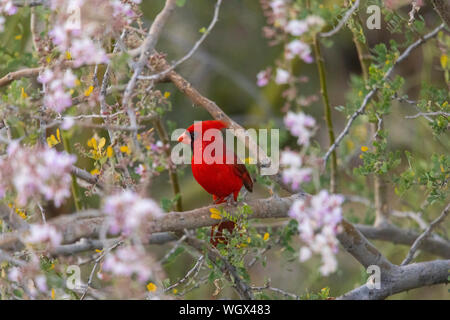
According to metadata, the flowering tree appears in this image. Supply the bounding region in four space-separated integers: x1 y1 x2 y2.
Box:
0 0 448 300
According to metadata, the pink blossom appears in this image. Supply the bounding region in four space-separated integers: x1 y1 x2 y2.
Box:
0 145 76 206
70 37 109 68
280 150 312 190
103 191 163 235
288 190 344 276
8 267 21 282
38 68 76 112
306 15 325 29
25 224 63 247
103 246 153 283
61 117 75 130
284 111 316 146
1 0 17 16
269 0 287 26
63 69 76 88
135 164 146 176
285 40 313 63
256 69 271 87
285 19 308 36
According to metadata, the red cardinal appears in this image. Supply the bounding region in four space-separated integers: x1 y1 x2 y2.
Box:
178 120 253 246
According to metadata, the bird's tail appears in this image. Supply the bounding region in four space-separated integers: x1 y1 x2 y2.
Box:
210 221 236 247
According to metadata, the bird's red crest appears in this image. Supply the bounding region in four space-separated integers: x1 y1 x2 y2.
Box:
186 120 228 133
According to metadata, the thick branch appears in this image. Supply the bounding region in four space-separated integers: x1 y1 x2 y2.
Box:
339 259 449 300
356 223 450 259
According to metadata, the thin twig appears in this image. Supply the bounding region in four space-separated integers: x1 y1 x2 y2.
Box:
164 255 204 292
319 0 360 38
323 24 445 164
138 0 223 81
401 203 449 265
80 240 123 300
121 0 177 150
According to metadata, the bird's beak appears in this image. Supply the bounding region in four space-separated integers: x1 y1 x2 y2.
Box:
177 131 191 144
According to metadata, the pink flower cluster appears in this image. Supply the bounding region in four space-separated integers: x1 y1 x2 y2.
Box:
103 246 153 283
38 68 76 112
103 191 163 235
289 190 344 276
257 67 291 87
285 16 325 37
0 142 76 207
8 263 48 297
285 40 313 63
0 0 17 32
280 150 312 191
284 111 316 146
24 224 63 247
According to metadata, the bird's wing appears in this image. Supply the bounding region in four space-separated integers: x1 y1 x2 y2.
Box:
232 163 253 192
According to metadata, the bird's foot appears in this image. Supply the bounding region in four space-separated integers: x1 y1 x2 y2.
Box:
225 194 238 206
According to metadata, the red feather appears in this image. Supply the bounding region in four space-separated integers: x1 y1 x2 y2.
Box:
183 121 253 246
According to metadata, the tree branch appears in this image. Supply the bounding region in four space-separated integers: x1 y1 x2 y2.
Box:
323 23 445 164
339 259 449 300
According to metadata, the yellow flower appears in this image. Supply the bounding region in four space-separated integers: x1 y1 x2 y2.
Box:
441 54 448 69
164 91 171 99
50 263 55 270
106 146 114 158
247 237 251 243
88 136 107 160
263 232 270 241
47 134 60 148
84 85 94 97
244 157 255 164
90 168 100 175
87 137 97 149
119 145 131 155
361 146 369 152
51 288 55 300
15 208 27 220
65 51 72 60
209 208 222 220
172 288 178 294
146 282 157 292
15 34 22 40
95 249 103 253
75 79 81 86
21 87 28 99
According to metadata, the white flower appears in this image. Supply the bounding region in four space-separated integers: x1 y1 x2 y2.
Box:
284 111 316 146
1 146 76 207
306 15 325 28
299 247 312 262
103 246 153 283
275 68 290 84
104 191 163 235
288 190 344 276
25 224 63 247
285 40 313 63
285 19 308 36
256 69 270 87
280 150 312 191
